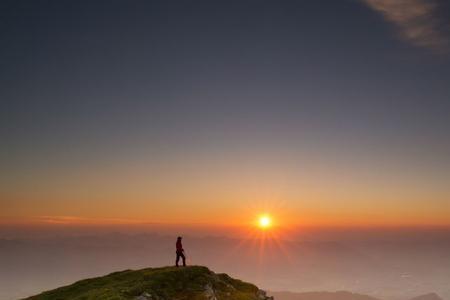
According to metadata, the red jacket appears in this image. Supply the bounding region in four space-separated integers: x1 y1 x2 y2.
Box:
176 240 183 252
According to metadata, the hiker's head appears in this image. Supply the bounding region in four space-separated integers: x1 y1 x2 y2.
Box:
177 236 182 241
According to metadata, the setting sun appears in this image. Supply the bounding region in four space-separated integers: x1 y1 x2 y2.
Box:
258 215 272 229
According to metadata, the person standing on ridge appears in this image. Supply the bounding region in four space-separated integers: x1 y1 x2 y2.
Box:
175 236 186 267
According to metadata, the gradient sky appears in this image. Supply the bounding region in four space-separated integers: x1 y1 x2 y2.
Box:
1 0 450 227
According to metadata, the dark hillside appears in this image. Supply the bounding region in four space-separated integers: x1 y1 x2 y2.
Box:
23 266 273 300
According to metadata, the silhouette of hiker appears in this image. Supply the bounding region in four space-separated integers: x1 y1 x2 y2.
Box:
175 236 186 267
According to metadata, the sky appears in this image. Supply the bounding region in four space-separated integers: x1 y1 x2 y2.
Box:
1 0 450 228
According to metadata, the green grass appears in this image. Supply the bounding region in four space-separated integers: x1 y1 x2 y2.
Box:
23 266 265 300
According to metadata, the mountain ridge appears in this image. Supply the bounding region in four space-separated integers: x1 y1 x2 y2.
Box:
268 291 445 300
409 293 444 300
268 291 381 300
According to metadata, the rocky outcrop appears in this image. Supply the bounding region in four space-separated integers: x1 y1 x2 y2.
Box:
257 289 274 300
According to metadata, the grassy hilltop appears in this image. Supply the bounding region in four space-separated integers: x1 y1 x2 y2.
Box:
23 266 273 300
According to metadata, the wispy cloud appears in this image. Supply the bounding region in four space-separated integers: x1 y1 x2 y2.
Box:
34 215 151 225
363 0 449 53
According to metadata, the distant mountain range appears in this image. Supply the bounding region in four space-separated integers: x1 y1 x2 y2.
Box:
410 293 444 300
269 291 444 300
269 291 380 300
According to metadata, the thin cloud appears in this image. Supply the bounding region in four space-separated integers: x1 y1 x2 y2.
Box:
363 0 449 53
34 216 150 225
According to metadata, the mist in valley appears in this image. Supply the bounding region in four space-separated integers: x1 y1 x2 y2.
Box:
1 226 449 300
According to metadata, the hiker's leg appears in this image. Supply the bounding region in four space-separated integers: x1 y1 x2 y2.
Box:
181 253 186 266
176 253 180 267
